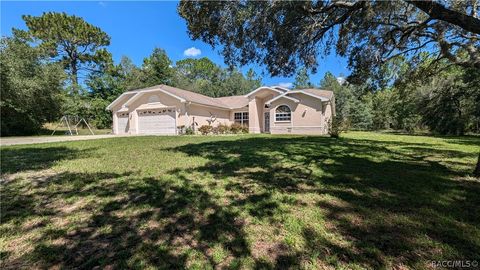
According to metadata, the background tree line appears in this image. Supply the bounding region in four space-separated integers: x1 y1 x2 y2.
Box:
1 12 261 136
292 57 480 135
2 7 479 137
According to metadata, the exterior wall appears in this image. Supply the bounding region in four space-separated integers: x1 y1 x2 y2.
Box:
260 94 274 132
269 94 329 135
129 92 183 135
322 100 333 134
248 93 276 133
112 91 184 135
112 112 118 134
185 104 231 131
248 98 260 133
110 88 333 135
110 94 135 134
111 91 233 135
289 93 323 127
268 98 297 134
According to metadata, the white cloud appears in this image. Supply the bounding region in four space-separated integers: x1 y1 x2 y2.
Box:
98 1 107 7
336 77 347 85
183 47 201 57
278 82 293 88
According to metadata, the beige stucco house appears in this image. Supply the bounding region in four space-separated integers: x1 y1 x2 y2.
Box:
106 84 335 135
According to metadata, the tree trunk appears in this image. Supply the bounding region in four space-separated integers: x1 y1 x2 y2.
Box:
474 152 480 178
70 53 79 95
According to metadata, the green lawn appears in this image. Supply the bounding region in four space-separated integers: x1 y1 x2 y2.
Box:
1 132 479 269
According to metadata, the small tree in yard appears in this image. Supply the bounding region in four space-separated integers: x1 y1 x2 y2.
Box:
328 116 344 138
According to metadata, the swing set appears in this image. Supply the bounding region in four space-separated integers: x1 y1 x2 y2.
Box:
51 115 95 136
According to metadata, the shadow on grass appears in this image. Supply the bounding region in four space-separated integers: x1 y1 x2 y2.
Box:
2 170 250 269
441 137 480 148
169 136 480 268
1 136 479 269
0 146 96 174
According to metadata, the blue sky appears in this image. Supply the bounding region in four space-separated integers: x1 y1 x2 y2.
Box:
1 1 350 87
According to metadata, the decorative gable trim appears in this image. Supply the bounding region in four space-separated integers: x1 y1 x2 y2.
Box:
245 86 284 97
265 94 300 105
108 88 187 110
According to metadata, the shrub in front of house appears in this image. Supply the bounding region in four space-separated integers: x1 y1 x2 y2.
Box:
198 125 213 135
229 123 244 134
217 123 229 134
185 126 194 135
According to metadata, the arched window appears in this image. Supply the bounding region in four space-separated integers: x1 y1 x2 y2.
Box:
275 105 291 122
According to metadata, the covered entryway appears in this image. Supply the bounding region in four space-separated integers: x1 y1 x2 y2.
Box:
117 112 129 134
264 112 270 133
137 108 176 135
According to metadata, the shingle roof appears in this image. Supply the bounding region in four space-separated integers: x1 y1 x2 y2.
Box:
118 85 333 110
214 95 249 109
299 88 334 99
160 85 229 109
128 84 231 109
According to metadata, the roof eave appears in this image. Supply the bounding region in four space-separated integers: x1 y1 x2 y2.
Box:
106 92 136 111
288 90 330 102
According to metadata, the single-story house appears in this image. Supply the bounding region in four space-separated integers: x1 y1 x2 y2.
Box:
106 84 335 135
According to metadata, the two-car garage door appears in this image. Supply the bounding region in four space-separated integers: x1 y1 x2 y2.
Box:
137 108 176 135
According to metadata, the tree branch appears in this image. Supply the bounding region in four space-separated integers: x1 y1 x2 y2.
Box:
406 0 480 34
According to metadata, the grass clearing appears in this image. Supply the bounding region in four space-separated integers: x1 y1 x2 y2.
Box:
1 132 479 269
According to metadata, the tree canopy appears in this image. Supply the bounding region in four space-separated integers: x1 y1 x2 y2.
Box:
2 6 478 143
293 68 313 89
141 47 173 87
173 57 261 97
0 37 65 135
16 12 111 93
178 0 480 82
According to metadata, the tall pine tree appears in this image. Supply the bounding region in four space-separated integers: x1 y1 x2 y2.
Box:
17 12 111 94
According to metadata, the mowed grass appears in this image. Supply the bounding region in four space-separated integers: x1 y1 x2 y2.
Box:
1 132 479 269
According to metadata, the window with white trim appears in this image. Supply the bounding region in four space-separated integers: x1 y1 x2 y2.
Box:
275 105 291 122
234 112 249 126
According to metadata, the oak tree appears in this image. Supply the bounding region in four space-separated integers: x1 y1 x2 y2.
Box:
179 0 480 80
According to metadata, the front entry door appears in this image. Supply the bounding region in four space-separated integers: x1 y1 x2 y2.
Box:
264 112 270 133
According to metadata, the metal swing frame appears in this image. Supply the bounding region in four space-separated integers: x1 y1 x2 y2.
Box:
51 115 95 136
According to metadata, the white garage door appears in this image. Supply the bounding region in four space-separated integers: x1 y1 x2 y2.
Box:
117 112 129 134
138 108 176 135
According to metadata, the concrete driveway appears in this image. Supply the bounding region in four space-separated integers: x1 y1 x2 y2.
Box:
0 134 122 146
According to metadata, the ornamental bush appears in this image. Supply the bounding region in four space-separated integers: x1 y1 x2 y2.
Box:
198 125 213 135
217 123 230 134
229 123 243 134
